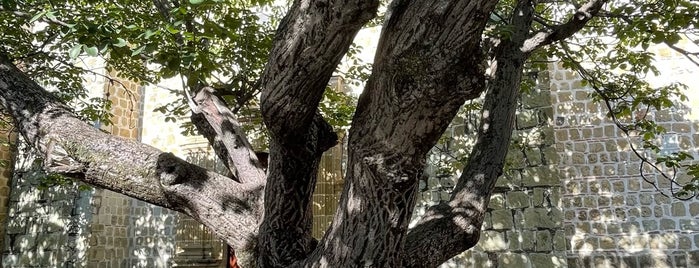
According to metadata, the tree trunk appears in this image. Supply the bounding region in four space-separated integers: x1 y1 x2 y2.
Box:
0 0 608 266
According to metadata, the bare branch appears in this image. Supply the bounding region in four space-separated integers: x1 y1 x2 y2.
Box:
665 42 699 67
0 8 72 28
190 86 266 184
522 0 607 53
403 0 533 265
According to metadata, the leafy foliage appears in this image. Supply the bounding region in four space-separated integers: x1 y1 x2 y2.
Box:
3 0 699 199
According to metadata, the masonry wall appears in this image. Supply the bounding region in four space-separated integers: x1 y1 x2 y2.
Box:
552 41 699 267
1 56 110 268
2 142 93 267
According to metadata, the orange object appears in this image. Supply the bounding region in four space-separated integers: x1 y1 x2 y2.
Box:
228 246 240 268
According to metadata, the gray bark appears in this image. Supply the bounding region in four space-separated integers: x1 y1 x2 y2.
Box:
0 54 263 253
301 1 499 266
191 86 266 184
257 0 377 266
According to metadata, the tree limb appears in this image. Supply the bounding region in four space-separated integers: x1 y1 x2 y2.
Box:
300 0 499 266
256 0 377 266
0 53 263 253
522 0 607 53
402 0 532 265
190 86 266 184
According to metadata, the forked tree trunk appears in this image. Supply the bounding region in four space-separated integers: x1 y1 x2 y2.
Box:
0 0 607 266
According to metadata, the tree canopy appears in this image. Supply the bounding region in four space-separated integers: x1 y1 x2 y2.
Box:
1 0 699 266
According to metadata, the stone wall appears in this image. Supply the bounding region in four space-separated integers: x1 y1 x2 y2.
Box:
552 41 699 267
2 143 93 267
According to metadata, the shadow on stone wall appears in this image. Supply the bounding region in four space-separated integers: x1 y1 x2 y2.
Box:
552 60 699 267
2 142 92 267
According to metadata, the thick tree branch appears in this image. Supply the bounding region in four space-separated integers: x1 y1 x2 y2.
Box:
300 0 498 266
256 0 376 266
260 0 379 138
522 0 607 53
191 86 266 184
402 0 533 265
0 54 263 253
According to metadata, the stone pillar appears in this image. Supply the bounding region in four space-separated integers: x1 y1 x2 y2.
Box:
0 125 15 252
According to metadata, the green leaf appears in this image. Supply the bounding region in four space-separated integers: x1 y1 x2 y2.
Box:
68 44 82 59
29 10 46 23
131 45 146 56
84 46 99 56
189 0 205 4
45 11 56 21
113 38 127 47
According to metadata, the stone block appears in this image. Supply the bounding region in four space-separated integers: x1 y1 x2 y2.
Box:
523 208 562 229
517 110 540 130
478 230 507 251
495 171 521 188
491 209 514 230
535 231 552 252
521 165 560 186
507 231 521 251
680 219 699 231
522 89 551 108
5 218 26 234
660 219 676 230
520 230 536 251
530 253 566 268
542 128 556 146
672 202 687 216
679 236 692 249
507 191 530 209
599 236 615 250
542 147 559 164
553 230 566 251
14 234 37 251
642 220 658 231
489 194 505 210
506 149 527 169
525 148 542 166
499 253 531 267
532 188 558 207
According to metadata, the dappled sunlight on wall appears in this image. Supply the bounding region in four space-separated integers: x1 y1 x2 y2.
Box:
552 50 699 266
2 142 92 267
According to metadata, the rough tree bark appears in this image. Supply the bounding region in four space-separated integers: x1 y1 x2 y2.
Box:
0 53 263 252
0 0 607 267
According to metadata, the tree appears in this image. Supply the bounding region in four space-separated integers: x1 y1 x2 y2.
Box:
1 0 698 267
